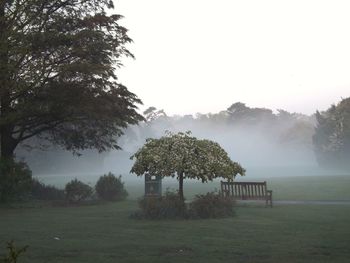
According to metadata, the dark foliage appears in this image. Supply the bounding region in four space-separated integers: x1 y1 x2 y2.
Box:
95 172 128 201
0 159 32 202
1 241 28 263
65 179 93 203
313 97 350 169
132 190 186 219
132 190 236 220
30 179 64 200
188 192 236 219
0 0 143 159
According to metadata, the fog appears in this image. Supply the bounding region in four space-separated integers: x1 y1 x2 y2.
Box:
18 103 349 192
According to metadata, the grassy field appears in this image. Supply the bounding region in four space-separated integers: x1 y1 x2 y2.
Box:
1 175 350 262
35 174 350 201
1 201 350 263
266 175 350 201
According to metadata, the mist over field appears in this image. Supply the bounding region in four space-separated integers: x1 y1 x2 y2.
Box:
18 101 349 192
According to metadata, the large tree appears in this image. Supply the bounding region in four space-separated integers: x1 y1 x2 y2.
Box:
0 0 143 159
313 97 350 169
130 131 245 201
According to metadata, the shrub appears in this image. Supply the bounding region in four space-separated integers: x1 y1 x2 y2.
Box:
132 191 236 220
65 179 93 203
1 241 28 263
0 158 32 202
31 179 65 200
95 173 128 201
188 192 235 219
133 190 186 219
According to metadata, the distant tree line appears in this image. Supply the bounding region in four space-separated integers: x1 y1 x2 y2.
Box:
14 98 350 173
16 101 316 173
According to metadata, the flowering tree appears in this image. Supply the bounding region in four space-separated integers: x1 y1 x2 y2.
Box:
130 131 245 201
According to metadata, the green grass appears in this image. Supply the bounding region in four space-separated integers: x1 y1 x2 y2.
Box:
36 174 350 201
2 174 348 262
268 175 350 201
1 201 350 263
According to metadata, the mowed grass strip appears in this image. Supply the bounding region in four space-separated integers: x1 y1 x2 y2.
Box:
1 201 350 263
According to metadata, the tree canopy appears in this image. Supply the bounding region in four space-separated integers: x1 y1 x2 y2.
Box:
0 0 143 159
130 131 245 200
313 97 350 169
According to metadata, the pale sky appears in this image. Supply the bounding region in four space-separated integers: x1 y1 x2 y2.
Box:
115 0 350 116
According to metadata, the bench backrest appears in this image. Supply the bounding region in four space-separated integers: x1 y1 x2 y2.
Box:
221 181 268 199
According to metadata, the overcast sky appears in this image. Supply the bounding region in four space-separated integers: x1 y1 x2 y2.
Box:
115 0 350 116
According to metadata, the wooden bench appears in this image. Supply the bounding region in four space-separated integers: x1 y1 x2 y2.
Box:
221 181 273 207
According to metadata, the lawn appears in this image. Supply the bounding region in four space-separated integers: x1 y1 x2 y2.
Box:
1 174 350 262
1 201 350 263
35 174 350 201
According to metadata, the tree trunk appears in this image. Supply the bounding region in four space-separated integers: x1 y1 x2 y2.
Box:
0 91 17 159
0 6 16 160
178 172 184 202
0 127 17 159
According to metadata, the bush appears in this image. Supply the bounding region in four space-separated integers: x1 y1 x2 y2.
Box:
31 179 65 200
65 179 93 203
188 192 235 219
0 158 32 202
1 241 28 263
95 173 128 201
132 191 236 220
133 190 186 219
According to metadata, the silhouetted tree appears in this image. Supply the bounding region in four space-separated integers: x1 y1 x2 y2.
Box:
0 0 143 159
226 102 275 125
143 106 167 122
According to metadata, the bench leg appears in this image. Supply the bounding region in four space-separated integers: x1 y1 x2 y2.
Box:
265 198 273 207
267 190 273 208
